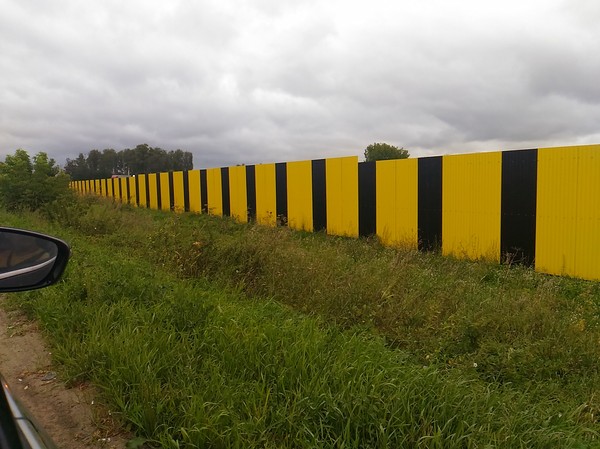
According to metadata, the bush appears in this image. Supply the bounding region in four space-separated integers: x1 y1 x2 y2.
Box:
0 149 73 212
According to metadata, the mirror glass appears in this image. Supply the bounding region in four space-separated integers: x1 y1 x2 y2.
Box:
0 232 59 288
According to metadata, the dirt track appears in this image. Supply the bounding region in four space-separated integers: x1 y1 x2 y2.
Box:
0 307 129 449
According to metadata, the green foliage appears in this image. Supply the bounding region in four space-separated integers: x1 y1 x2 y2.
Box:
64 144 194 180
364 142 410 161
0 149 72 212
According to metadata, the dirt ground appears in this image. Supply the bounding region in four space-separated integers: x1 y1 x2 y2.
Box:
0 307 130 449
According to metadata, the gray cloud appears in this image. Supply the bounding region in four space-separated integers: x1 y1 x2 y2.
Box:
1 0 599 169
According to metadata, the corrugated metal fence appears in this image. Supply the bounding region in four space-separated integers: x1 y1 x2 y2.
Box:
70 144 600 281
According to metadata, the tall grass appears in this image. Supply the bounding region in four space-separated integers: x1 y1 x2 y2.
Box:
46 199 599 392
2 196 600 447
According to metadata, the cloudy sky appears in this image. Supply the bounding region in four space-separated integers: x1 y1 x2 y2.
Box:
1 0 599 169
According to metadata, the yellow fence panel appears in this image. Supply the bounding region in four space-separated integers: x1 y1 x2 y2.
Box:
148 174 158 209
574 145 600 280
114 178 121 202
159 173 170 211
107 179 114 198
326 156 359 237
255 164 277 226
536 147 578 276
206 168 222 216
188 170 201 213
138 175 147 207
287 160 313 231
128 177 136 204
536 145 600 280
442 152 501 261
120 178 128 203
376 159 418 248
376 161 394 245
229 166 248 223
172 171 185 213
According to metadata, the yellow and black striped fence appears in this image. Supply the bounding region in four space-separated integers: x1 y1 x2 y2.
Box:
70 144 600 281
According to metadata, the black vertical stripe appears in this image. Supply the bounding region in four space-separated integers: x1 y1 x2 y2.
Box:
200 169 208 214
275 162 288 226
418 156 443 251
312 159 327 232
156 173 162 210
221 167 230 216
168 172 175 211
183 171 190 212
501 149 538 265
126 178 131 204
358 162 377 237
246 165 256 222
134 175 140 206
111 178 116 199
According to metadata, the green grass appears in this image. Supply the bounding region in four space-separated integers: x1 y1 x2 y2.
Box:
2 197 599 448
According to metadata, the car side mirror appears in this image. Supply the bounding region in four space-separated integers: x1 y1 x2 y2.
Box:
0 228 70 292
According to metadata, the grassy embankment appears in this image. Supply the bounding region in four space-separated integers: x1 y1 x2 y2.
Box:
2 195 599 448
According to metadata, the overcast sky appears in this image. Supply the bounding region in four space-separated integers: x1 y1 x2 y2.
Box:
1 0 599 169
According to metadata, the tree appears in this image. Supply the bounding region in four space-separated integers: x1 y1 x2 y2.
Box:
99 149 119 178
0 149 33 209
364 143 409 162
64 153 89 180
168 149 193 172
0 149 71 211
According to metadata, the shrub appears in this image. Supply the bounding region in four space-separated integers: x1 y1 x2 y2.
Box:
0 149 73 213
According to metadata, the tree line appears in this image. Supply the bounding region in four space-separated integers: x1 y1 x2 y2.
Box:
64 144 193 180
